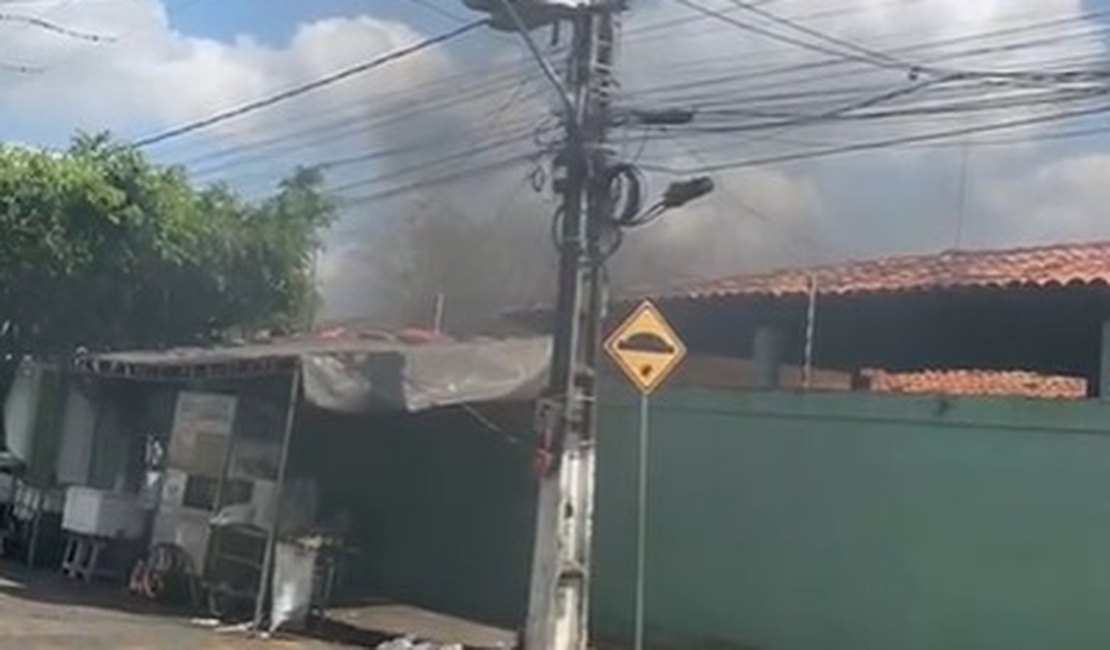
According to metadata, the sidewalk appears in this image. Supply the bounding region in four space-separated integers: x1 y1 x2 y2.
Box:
0 561 343 650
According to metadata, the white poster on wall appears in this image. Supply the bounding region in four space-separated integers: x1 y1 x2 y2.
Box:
168 392 237 474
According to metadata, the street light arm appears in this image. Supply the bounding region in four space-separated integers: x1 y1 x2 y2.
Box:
661 176 715 208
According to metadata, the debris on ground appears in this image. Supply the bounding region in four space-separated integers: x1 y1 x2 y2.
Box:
216 621 255 634
375 637 464 650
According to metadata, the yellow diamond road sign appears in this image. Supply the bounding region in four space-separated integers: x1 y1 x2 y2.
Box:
604 300 687 394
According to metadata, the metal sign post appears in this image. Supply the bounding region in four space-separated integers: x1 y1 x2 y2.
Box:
604 300 686 650
634 391 649 650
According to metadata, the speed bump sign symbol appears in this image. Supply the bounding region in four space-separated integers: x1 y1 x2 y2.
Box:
604 300 687 394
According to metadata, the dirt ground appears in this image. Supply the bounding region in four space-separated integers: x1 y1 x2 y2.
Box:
0 561 346 650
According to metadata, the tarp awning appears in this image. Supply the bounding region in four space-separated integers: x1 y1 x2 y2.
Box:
76 336 552 414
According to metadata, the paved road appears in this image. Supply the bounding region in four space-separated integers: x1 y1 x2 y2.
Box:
0 562 344 650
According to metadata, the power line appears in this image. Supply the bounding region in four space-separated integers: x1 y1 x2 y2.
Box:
335 152 536 205
0 61 41 73
150 44 542 171
944 122 1110 148
153 43 543 162
167 43 548 194
627 8 1110 104
189 110 537 182
638 100 1110 173
723 0 906 69
133 18 487 148
327 128 539 194
622 0 920 54
624 86 1108 166
179 71 540 178
0 11 114 42
196 116 539 186
672 0 909 72
405 0 469 23
159 4 1097 177
888 115 1110 150
145 0 1101 201
168 39 553 187
684 77 952 133
623 54 1110 143
679 85 1108 134
7 0 207 83
163 61 537 166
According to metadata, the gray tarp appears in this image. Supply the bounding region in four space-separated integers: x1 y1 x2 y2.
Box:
301 337 551 413
78 336 552 414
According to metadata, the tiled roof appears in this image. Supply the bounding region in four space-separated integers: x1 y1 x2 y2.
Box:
646 240 1110 300
863 369 1087 400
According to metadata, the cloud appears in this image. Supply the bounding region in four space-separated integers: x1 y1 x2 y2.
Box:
0 1 448 146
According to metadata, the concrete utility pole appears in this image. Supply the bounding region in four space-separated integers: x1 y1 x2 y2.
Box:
467 3 713 647
523 4 619 649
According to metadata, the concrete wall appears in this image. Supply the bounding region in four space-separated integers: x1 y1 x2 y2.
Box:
3 361 64 484
56 383 98 485
592 388 1110 649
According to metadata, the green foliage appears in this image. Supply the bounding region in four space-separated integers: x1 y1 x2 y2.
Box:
0 132 336 354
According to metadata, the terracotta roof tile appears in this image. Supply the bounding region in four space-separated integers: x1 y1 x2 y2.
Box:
863 369 1087 400
646 240 1110 300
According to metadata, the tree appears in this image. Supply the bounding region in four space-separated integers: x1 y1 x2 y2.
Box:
0 133 336 357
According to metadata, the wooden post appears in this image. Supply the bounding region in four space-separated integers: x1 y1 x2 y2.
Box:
252 364 302 632
26 486 41 569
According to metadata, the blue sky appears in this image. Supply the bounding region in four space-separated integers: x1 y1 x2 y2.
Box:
167 0 1110 45
167 0 455 46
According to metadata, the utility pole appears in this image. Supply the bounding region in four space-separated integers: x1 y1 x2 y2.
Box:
521 3 619 649
465 4 708 647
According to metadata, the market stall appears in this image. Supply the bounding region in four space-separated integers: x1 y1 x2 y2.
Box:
70 333 549 644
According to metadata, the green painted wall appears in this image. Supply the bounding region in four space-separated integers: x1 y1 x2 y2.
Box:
279 387 1110 649
592 388 1110 650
